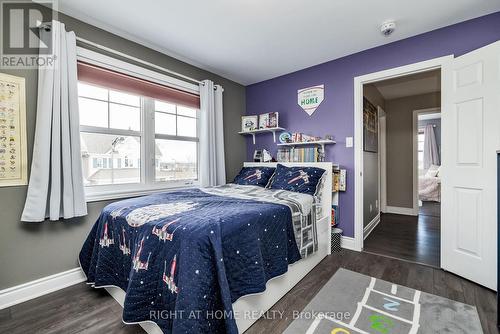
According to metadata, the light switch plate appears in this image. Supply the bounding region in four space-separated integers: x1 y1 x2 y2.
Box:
346 137 353 147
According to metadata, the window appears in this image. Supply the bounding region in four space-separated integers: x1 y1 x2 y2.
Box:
418 129 425 172
76 53 201 201
79 84 142 187
154 101 198 182
92 158 102 169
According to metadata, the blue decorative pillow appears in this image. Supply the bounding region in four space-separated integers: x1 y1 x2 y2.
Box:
232 167 276 187
269 164 326 195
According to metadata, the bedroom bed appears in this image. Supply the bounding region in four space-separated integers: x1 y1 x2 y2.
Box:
418 165 441 202
79 162 332 333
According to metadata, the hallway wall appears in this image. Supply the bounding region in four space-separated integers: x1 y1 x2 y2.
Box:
385 92 441 209
363 85 385 227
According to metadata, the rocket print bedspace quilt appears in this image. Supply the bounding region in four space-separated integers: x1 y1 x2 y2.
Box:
79 185 318 334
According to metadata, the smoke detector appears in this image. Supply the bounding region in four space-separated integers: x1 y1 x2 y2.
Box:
380 21 396 36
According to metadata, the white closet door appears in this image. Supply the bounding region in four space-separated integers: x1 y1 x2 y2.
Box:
441 41 500 290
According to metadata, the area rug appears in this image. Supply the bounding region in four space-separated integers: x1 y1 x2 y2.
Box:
284 268 483 334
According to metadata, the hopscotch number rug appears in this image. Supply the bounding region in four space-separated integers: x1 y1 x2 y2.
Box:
284 268 483 334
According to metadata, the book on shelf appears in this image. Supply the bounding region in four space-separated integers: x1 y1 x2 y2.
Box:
277 147 324 162
331 204 339 226
333 170 340 192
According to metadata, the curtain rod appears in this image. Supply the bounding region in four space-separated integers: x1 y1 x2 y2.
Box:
38 22 219 88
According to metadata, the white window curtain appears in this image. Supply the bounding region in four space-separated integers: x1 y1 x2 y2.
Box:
21 21 87 222
199 80 226 187
423 124 440 170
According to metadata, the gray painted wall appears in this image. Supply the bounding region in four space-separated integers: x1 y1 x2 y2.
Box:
385 92 440 208
0 9 246 289
363 85 384 228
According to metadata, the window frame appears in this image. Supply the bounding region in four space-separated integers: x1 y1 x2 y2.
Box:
77 47 201 202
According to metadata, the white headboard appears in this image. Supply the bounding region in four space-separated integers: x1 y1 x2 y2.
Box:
243 162 333 255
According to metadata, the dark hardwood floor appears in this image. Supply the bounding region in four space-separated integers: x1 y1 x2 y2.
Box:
363 202 441 267
419 201 441 218
1 250 497 334
0 284 144 334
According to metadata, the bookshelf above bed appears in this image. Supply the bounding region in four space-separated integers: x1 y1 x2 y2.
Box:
277 141 336 163
277 139 336 149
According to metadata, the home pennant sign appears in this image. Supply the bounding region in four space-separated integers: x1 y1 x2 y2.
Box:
297 84 324 116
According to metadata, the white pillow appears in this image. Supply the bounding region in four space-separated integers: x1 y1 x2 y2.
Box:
425 165 440 178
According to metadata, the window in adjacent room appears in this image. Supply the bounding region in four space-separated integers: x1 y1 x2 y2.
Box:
417 128 425 171
76 54 200 201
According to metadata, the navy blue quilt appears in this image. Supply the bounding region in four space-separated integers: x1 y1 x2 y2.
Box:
79 188 301 333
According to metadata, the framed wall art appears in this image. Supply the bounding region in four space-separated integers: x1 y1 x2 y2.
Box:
363 97 378 153
241 115 258 132
268 112 278 128
258 113 269 129
258 112 279 129
0 73 27 187
298 85 324 116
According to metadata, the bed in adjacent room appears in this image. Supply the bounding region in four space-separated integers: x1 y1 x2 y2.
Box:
418 164 441 203
79 162 332 334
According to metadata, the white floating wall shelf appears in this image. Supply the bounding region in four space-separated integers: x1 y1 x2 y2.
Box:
277 140 336 152
238 127 286 144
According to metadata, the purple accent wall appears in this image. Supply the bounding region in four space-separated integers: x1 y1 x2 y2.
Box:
245 12 500 238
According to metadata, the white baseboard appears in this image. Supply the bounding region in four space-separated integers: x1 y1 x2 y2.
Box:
363 213 381 239
0 268 85 310
384 206 418 216
341 236 358 251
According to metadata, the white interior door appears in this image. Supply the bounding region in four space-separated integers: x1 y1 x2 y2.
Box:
441 41 500 290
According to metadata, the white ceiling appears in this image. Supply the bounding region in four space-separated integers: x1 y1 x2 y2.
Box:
58 0 500 85
372 69 441 100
